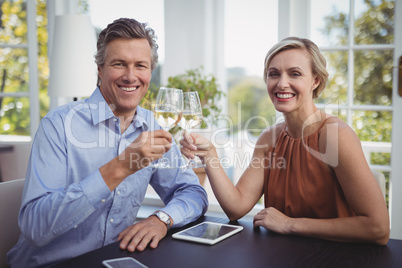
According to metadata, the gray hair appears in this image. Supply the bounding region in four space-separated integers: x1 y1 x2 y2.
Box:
95 18 159 86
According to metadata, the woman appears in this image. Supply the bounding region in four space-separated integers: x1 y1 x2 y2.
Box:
181 37 390 245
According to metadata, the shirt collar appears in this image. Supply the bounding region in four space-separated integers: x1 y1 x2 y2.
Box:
88 87 149 131
133 106 149 131
88 88 114 126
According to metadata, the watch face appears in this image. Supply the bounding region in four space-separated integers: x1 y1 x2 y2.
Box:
158 212 169 223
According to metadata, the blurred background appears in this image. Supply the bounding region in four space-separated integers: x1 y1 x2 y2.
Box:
0 0 401 238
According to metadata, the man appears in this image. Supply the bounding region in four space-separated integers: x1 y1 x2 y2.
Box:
7 18 208 267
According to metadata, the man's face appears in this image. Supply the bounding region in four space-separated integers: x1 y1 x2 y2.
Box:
98 38 152 118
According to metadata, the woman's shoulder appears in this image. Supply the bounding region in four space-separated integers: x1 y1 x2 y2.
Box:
256 122 286 149
319 115 356 137
318 115 361 153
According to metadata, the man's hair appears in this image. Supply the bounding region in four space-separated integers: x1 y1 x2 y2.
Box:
263 37 329 99
95 18 159 86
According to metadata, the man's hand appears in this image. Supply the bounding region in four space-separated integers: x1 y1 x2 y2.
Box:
118 215 168 252
100 130 172 191
122 130 172 172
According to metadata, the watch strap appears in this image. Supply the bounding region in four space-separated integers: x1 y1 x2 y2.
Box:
151 211 172 231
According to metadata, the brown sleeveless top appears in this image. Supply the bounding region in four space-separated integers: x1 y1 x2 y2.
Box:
264 118 355 219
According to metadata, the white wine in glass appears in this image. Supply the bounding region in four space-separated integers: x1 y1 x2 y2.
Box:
180 113 203 130
150 87 183 168
154 110 182 130
178 91 205 168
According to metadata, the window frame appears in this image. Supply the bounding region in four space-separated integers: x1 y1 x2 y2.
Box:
0 0 39 139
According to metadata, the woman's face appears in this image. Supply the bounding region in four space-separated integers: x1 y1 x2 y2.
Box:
266 48 319 116
98 38 152 118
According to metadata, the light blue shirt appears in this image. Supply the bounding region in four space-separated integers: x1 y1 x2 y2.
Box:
7 88 208 268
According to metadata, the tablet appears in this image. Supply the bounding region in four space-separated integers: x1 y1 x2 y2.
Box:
102 257 148 268
172 221 243 245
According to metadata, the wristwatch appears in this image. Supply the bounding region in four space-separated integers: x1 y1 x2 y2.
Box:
151 211 172 231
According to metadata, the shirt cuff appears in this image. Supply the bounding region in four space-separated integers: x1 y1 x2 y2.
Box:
160 206 186 228
80 169 111 208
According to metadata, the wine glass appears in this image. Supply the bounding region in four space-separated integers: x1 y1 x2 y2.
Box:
150 87 183 168
178 91 205 168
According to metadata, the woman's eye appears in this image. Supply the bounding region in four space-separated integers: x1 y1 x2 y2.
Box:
268 72 279 77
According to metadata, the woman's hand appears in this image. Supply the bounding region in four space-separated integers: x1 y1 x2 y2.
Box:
180 131 214 163
253 207 294 234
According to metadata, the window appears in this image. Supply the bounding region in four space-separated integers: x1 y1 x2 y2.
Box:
88 0 164 68
306 0 402 238
224 0 278 184
311 0 394 203
0 0 43 138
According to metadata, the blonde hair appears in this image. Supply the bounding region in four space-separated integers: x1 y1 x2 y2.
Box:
263 37 329 99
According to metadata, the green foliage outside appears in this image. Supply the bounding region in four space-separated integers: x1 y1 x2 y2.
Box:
318 0 393 165
0 0 48 135
141 67 225 139
165 67 225 129
228 76 276 136
312 0 394 204
0 0 395 174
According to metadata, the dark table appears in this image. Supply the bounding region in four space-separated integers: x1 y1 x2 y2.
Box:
54 216 402 268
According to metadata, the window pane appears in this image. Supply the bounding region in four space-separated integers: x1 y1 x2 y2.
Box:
320 107 347 123
354 0 395 45
0 0 28 45
228 80 275 136
352 110 392 142
0 97 30 135
310 0 350 47
88 0 164 62
354 50 393 105
88 0 164 86
0 48 29 93
224 0 277 76
371 152 391 166
316 51 348 105
225 0 278 137
382 171 390 205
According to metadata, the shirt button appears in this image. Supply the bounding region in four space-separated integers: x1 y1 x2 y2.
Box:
101 199 106 203
113 118 117 122
110 218 114 223
74 225 78 228
117 191 120 195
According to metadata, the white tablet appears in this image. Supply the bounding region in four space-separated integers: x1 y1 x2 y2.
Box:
102 257 148 268
172 221 243 245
